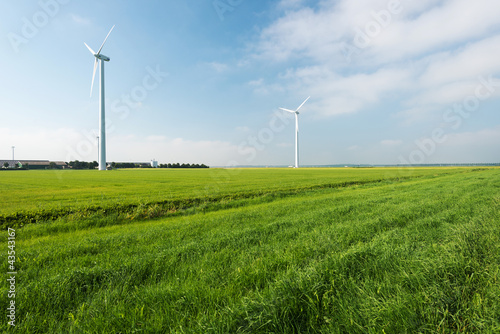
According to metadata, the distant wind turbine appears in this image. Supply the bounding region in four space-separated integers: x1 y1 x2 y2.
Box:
84 25 115 171
279 96 310 168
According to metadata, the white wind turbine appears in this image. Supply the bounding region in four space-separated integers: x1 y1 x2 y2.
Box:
279 96 310 168
84 25 115 171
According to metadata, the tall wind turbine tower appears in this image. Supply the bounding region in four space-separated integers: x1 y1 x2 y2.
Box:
279 96 310 168
84 25 115 171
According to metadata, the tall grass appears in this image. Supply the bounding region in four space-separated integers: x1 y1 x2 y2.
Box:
1 168 499 333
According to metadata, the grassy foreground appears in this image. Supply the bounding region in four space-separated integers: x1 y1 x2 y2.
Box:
1 168 499 333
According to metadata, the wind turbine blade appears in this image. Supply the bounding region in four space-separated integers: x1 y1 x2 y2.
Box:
296 96 310 112
90 58 98 97
97 25 115 55
84 42 96 55
279 107 296 114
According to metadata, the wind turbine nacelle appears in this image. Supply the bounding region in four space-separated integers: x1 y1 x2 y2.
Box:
96 54 110 62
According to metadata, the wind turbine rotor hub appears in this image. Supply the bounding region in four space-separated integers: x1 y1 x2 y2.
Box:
95 54 110 62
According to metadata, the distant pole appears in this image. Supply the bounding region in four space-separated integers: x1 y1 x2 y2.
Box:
12 146 15 163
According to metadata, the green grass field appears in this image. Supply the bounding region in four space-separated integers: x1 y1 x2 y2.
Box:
0 167 469 224
1 168 499 333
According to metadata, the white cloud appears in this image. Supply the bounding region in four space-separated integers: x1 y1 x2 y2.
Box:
409 81 478 107
248 78 264 86
434 126 500 163
444 126 500 148
395 106 439 126
418 35 500 88
277 0 306 11
248 0 500 125
70 14 91 25
255 0 500 65
207 62 229 73
384 0 500 60
253 5 345 63
276 65 412 117
249 78 285 95
251 0 500 67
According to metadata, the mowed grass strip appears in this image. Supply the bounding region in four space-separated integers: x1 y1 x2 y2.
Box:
1 169 499 333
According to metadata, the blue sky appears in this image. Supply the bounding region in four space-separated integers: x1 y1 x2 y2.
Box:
1 0 500 166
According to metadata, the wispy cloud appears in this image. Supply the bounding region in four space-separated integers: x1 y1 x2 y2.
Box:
277 0 306 11
428 126 500 163
253 0 500 66
248 78 264 86
247 0 500 123
207 61 229 73
70 14 91 25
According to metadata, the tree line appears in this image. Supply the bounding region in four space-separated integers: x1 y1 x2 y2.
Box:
68 161 98 169
158 163 209 169
111 162 209 169
67 161 209 169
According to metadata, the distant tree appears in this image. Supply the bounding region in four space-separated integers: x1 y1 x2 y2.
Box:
158 162 208 169
114 162 137 169
69 160 79 169
3 162 9 168
49 162 57 169
68 160 98 169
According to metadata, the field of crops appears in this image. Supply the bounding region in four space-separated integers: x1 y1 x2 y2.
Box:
1 167 499 333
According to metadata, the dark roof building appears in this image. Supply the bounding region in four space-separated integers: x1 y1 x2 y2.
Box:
0 160 68 169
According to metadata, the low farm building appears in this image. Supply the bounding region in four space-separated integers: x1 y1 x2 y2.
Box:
0 160 68 169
